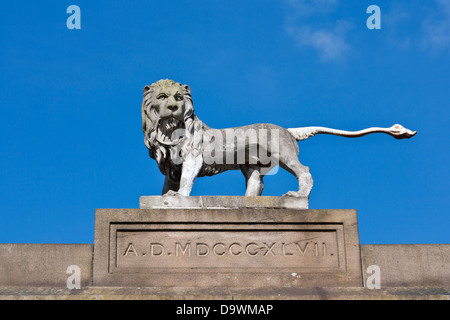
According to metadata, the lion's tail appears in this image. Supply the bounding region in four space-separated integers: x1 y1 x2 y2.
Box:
287 124 417 141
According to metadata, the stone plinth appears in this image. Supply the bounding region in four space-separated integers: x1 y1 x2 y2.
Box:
139 196 309 210
93 205 362 288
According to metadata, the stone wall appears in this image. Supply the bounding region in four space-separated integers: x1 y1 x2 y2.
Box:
0 244 92 287
361 244 450 288
0 243 448 289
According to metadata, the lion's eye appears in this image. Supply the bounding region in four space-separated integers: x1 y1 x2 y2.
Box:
175 95 183 101
157 94 167 100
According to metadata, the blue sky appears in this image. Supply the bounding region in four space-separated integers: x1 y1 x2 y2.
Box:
0 0 448 244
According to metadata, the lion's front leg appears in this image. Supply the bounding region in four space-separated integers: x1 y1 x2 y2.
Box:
162 175 180 195
177 154 203 196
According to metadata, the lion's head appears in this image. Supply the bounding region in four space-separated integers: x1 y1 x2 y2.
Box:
142 79 202 179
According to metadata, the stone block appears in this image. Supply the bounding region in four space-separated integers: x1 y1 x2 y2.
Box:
0 244 93 287
93 208 362 288
361 244 450 287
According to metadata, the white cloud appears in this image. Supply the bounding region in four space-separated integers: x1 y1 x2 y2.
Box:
285 0 450 60
284 0 351 62
422 0 450 52
287 20 351 62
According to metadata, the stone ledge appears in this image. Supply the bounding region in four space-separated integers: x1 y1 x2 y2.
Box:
139 196 308 210
0 286 448 300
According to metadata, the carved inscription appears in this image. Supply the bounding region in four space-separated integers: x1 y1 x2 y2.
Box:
123 241 329 257
114 230 341 271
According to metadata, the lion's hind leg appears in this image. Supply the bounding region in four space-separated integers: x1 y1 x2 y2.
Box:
240 165 264 196
279 156 313 199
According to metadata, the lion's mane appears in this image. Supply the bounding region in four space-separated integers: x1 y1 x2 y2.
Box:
141 79 203 180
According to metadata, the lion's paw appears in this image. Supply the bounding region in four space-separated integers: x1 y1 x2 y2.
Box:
283 191 306 198
163 190 181 196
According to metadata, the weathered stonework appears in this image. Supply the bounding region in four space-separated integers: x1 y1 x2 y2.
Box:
0 244 92 287
361 244 450 288
93 207 362 288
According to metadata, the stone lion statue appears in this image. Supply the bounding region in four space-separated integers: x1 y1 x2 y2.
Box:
142 79 416 198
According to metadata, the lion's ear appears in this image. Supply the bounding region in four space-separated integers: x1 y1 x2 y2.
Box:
182 84 191 95
143 85 151 93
